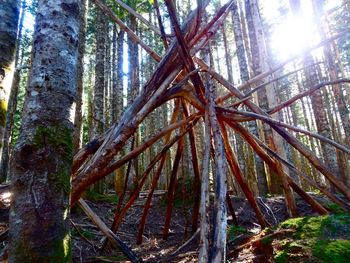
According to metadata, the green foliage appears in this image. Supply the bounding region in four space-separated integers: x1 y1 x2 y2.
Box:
227 225 248 241
313 240 350 263
72 228 96 239
85 189 119 203
275 250 289 263
326 204 344 215
275 213 350 262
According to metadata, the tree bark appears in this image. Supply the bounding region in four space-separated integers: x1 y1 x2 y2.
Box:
92 8 107 139
0 0 20 163
73 0 88 154
0 0 26 182
289 0 340 188
8 0 80 261
232 0 267 195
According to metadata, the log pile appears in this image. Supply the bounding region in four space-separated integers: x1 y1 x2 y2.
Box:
69 0 350 262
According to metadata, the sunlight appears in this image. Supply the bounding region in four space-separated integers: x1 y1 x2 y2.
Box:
1 192 11 200
270 14 316 60
0 191 12 206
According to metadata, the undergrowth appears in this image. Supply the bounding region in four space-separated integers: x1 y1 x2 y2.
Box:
274 211 350 263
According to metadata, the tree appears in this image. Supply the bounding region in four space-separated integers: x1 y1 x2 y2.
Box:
92 8 107 140
73 0 88 153
0 0 26 182
0 0 20 166
8 0 81 261
289 0 340 189
232 0 267 195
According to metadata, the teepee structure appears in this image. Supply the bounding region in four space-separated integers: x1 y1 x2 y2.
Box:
70 0 350 262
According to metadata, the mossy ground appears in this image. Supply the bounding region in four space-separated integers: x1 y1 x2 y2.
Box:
84 189 119 203
273 212 350 263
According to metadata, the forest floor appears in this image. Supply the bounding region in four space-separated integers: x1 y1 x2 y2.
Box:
68 191 349 263
0 190 349 262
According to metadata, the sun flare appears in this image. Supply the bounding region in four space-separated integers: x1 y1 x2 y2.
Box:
270 14 316 60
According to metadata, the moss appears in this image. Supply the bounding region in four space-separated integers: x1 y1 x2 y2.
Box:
313 240 350 263
48 233 71 263
72 228 96 239
85 189 119 203
325 204 344 214
227 225 248 241
261 236 274 245
275 213 350 263
33 124 73 161
280 216 325 239
52 167 71 194
0 99 7 127
11 235 71 263
275 250 289 263
33 125 73 194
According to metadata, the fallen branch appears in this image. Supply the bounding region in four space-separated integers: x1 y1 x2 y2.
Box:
170 228 200 256
227 229 295 257
78 199 142 263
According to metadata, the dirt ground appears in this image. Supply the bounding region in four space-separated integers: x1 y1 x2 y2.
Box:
0 188 338 262
68 192 330 263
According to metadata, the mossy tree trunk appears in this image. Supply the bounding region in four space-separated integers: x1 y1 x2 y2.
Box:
0 0 20 169
8 0 81 262
0 0 25 182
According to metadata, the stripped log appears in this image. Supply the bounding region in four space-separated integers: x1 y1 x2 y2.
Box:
269 137 298 217
230 122 329 215
163 136 184 240
110 120 199 233
207 78 228 263
78 199 142 263
198 97 211 263
202 61 350 201
220 123 267 227
182 101 201 234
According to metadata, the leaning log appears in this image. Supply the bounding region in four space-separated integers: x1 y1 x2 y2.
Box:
78 199 142 263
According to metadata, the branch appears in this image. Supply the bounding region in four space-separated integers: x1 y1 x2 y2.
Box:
219 107 350 154
114 0 162 36
78 199 142 263
268 78 350 114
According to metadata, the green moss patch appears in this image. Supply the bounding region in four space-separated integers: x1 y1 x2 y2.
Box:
273 213 350 262
0 99 7 127
227 225 248 241
33 124 73 161
85 189 119 203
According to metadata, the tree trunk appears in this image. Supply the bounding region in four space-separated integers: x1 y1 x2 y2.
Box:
8 0 80 261
232 0 267 195
289 0 340 188
0 0 25 182
92 8 106 139
127 13 139 104
0 0 20 163
73 0 88 154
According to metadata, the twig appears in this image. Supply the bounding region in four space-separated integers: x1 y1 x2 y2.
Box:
70 219 97 251
170 229 200 256
227 229 295 256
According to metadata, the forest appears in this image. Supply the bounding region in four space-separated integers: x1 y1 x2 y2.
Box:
0 0 349 262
